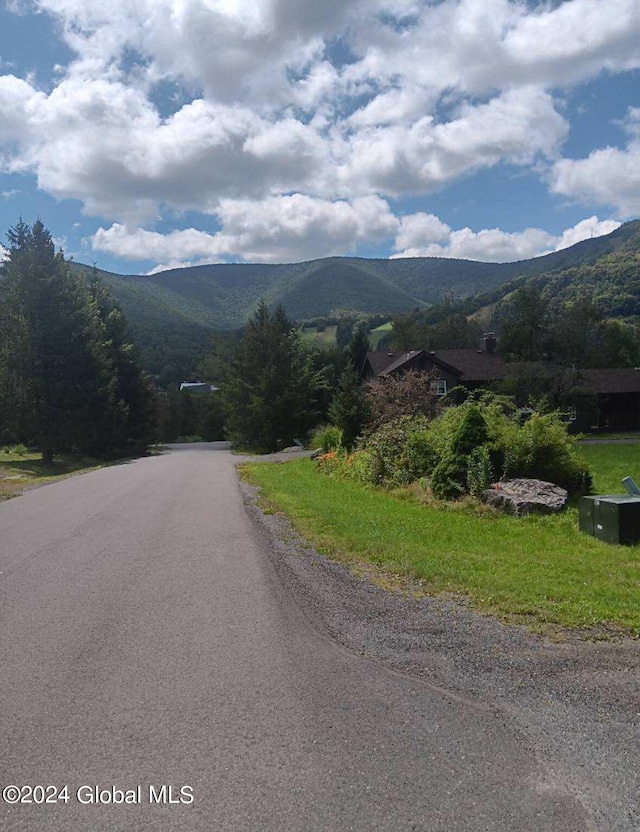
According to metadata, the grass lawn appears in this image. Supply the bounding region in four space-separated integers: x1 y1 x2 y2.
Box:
580 443 640 494
0 451 106 501
241 457 640 637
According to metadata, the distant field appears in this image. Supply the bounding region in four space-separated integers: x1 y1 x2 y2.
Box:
301 321 392 350
369 321 392 348
301 325 338 347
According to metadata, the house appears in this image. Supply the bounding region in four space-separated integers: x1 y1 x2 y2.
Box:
179 382 219 394
364 334 640 430
364 334 506 398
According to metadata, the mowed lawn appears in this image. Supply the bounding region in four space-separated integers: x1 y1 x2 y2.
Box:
579 442 640 494
241 453 640 637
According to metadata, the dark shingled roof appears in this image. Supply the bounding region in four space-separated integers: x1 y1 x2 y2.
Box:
366 350 640 394
431 350 508 382
578 369 640 394
365 351 405 376
378 350 424 376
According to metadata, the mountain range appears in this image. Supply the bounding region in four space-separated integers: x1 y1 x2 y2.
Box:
76 219 639 384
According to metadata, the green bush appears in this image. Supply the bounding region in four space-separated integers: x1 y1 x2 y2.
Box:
309 424 343 454
451 405 489 456
495 412 591 494
466 446 494 497
430 454 467 500
359 415 433 486
320 390 592 500
429 403 491 500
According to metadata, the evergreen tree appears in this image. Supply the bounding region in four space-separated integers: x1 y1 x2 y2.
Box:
493 287 549 361
84 275 157 455
0 220 155 461
328 364 369 449
346 327 371 378
223 301 323 452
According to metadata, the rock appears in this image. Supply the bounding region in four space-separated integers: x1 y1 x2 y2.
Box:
482 478 568 516
310 448 323 459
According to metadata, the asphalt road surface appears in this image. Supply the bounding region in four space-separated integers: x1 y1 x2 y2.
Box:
0 445 635 831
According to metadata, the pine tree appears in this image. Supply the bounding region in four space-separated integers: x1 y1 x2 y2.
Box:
346 326 371 378
328 364 369 449
223 301 323 452
84 275 157 456
0 220 155 461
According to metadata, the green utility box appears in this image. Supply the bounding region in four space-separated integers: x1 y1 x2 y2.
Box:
579 495 640 545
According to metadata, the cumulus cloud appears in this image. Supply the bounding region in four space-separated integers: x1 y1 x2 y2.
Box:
338 87 568 197
93 208 620 269
392 215 621 262
0 0 637 261
550 108 640 217
92 194 399 264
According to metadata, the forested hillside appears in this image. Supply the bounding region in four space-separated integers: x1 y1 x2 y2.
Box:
67 219 639 386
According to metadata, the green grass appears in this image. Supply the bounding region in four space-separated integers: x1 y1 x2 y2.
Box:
0 452 106 500
580 443 640 494
301 325 338 348
369 321 392 348
241 458 640 637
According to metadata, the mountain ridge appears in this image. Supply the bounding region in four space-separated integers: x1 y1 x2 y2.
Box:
68 219 639 383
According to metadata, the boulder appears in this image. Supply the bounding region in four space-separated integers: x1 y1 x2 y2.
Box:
482 478 568 516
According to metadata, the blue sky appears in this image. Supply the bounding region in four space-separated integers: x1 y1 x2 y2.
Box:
0 0 638 275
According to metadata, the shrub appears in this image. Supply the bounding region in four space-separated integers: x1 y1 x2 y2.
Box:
466 446 494 497
314 450 343 476
424 394 591 499
451 405 488 457
430 454 467 500
360 415 433 486
309 424 343 454
495 412 591 495
365 370 440 433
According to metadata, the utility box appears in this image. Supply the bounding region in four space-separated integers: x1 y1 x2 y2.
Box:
579 495 640 545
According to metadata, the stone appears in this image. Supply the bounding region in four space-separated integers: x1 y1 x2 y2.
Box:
482 478 568 516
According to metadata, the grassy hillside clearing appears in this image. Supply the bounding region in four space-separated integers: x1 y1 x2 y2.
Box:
240 449 640 638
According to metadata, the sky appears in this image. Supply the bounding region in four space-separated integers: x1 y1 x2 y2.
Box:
0 0 638 276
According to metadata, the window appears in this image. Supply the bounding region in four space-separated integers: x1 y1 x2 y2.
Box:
430 379 447 396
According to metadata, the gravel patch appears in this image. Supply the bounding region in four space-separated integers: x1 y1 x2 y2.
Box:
240 478 640 832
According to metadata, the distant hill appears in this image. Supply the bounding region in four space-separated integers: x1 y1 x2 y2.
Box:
440 219 640 324
68 219 639 385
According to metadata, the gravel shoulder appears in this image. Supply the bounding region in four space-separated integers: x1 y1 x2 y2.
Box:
240 476 640 832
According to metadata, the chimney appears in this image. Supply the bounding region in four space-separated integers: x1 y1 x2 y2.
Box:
481 332 497 354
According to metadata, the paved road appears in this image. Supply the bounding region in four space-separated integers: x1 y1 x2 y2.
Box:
0 445 610 830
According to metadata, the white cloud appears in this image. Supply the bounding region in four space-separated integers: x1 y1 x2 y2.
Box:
92 194 400 264
94 208 622 269
0 0 636 263
337 87 568 197
392 215 621 262
347 0 640 97
550 109 640 217
0 75 43 149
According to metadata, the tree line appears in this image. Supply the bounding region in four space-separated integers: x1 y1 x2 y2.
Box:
0 220 156 461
